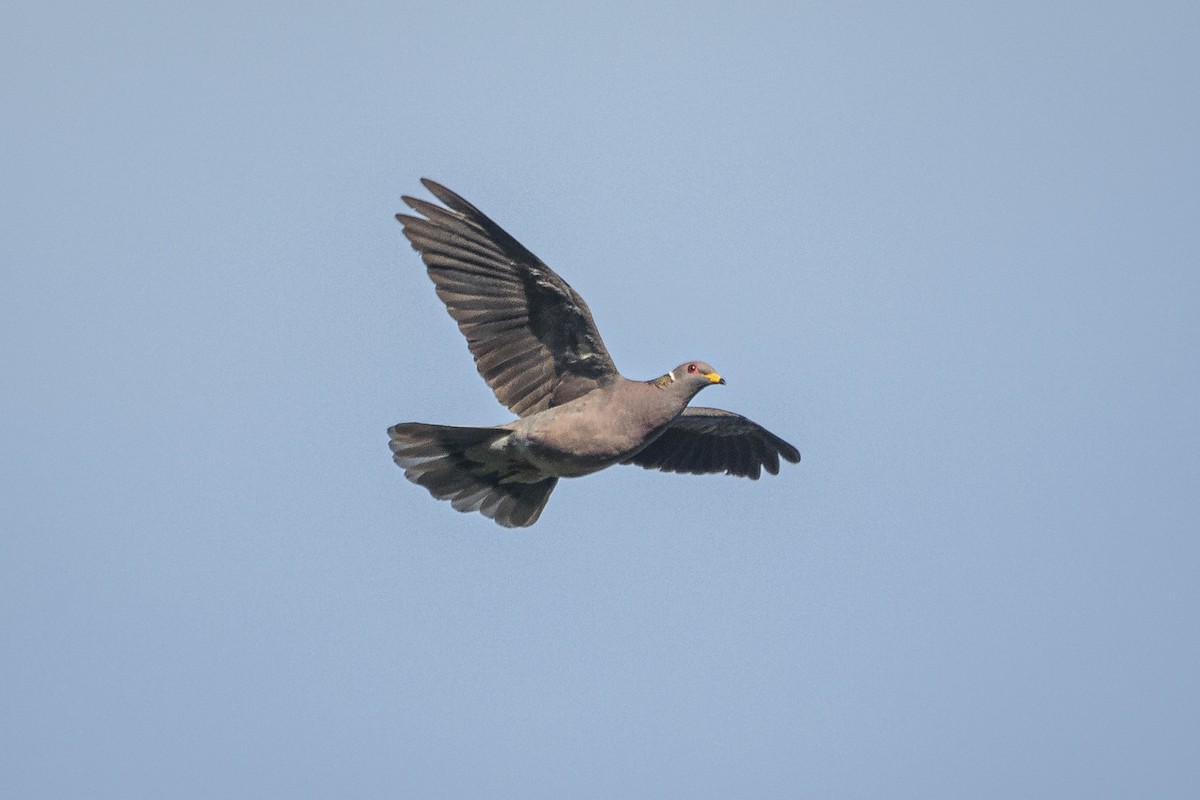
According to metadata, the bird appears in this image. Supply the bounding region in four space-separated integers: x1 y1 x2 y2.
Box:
388 179 801 527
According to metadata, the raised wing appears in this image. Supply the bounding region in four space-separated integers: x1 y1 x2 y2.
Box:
624 407 801 479
397 179 619 417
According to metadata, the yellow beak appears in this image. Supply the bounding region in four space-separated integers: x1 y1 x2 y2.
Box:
705 371 725 385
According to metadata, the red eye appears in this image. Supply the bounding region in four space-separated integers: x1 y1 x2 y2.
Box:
687 364 697 373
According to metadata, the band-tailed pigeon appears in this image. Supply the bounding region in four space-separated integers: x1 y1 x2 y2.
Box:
389 179 801 527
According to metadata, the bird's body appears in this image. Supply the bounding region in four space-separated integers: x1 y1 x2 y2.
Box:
505 372 702 476
389 180 800 527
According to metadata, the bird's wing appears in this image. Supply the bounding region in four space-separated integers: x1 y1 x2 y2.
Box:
623 407 801 479
397 179 619 417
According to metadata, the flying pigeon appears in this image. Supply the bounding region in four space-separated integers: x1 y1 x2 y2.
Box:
389 180 800 527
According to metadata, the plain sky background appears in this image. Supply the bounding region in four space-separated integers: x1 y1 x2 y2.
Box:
3 2 1198 798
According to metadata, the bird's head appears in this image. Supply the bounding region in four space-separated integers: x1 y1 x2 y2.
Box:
665 361 725 395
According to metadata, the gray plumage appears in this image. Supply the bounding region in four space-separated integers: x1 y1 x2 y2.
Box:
389 179 800 527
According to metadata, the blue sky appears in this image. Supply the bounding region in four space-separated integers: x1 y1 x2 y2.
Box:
3 2 1198 797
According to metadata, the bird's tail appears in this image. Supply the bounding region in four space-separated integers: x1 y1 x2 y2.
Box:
387 422 557 528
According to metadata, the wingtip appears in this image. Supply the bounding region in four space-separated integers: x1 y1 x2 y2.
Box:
400 178 445 211
420 177 452 199
417 179 478 216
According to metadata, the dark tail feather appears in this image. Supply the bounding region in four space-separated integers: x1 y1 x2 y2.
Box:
388 422 557 528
